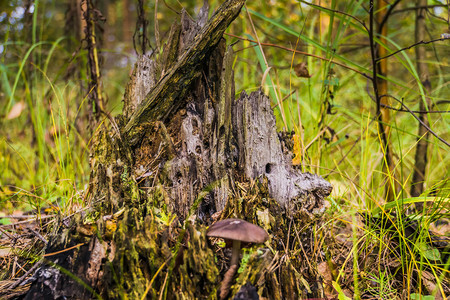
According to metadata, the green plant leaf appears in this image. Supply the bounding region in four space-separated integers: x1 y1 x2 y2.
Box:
332 281 352 300
410 293 435 300
417 243 441 261
0 218 12 225
371 197 445 217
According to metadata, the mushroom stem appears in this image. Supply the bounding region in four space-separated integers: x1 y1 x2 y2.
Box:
219 240 241 299
219 264 238 299
230 240 241 266
207 218 269 299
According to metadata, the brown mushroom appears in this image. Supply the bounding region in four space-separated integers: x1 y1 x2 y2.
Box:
207 218 268 299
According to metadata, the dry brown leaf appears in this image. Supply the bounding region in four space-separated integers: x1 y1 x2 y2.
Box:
294 62 312 78
421 271 445 300
430 219 450 236
317 261 337 298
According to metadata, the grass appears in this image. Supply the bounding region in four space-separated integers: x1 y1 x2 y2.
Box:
0 0 448 298
230 1 449 298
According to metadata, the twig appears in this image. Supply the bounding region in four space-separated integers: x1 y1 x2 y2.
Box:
376 38 448 62
271 89 296 109
379 0 402 32
28 228 48 245
224 33 372 79
0 215 48 219
380 95 450 147
0 227 15 239
392 4 448 14
293 223 313 272
379 103 450 114
43 243 86 257
12 256 17 279
162 0 180 14
298 0 366 29
7 258 43 290
0 215 54 228
366 85 450 113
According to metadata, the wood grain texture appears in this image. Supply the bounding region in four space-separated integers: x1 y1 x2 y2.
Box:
234 90 332 214
124 0 245 136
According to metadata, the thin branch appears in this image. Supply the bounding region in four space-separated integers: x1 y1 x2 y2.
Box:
381 95 450 147
379 103 450 114
392 4 448 14
426 8 448 23
7 259 43 290
298 0 367 29
365 76 449 114
28 228 48 244
435 100 450 106
379 0 402 31
272 89 296 109
224 33 372 79
368 1 381 118
376 37 448 61
162 0 180 14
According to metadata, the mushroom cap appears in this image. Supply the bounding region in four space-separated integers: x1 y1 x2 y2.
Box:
206 218 269 244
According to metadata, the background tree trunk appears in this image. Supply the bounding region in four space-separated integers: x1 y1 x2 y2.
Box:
410 0 432 207
24 1 331 298
376 0 396 201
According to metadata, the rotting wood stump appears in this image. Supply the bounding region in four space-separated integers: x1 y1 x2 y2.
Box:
23 1 332 299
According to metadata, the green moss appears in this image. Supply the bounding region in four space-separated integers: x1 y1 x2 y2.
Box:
170 222 219 299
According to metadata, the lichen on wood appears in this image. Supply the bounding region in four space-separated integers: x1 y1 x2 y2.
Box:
23 0 333 299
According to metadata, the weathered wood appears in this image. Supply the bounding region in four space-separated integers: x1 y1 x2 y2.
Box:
124 0 245 138
22 1 333 299
210 45 235 211
233 90 332 214
123 56 157 120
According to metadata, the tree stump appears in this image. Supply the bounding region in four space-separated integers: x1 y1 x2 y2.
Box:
23 1 332 299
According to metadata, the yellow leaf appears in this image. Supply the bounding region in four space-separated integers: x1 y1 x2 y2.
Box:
292 134 302 166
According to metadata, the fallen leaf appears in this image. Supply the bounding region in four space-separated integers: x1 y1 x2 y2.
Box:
256 208 274 230
318 261 337 298
294 62 312 78
0 248 12 257
6 101 26 120
292 134 302 166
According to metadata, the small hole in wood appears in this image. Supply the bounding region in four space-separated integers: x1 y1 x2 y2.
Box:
192 119 198 130
175 171 183 184
265 163 272 174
